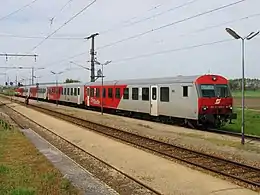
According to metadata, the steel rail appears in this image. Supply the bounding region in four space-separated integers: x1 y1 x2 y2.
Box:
5 97 259 190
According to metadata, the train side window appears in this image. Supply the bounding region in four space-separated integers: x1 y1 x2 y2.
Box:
142 88 149 101
160 87 169 102
103 88 106 98
152 87 157 100
71 88 73 96
64 88 66 95
132 88 138 100
90 88 94 97
183 86 188 97
115 88 121 99
108 88 113 98
78 88 80 95
74 88 77 96
123 88 129 99
67 88 70 95
96 88 100 98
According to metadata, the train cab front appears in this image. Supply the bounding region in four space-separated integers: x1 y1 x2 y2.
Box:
196 75 237 128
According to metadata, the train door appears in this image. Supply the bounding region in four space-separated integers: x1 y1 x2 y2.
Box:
150 86 158 116
77 87 80 105
86 87 90 106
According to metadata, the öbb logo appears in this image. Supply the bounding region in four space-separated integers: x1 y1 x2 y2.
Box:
90 98 100 105
215 99 221 105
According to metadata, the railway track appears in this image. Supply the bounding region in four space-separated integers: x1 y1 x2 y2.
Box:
2 102 162 195
5 97 260 191
8 94 260 143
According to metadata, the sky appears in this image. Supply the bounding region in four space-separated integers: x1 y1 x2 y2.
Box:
0 0 259 85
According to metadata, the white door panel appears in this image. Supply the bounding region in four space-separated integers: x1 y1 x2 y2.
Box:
150 85 158 116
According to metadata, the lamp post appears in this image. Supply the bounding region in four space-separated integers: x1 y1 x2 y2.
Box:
95 60 112 115
50 71 64 106
225 28 259 145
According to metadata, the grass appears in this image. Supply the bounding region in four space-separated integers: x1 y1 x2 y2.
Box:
0 119 81 195
231 90 260 98
224 108 260 136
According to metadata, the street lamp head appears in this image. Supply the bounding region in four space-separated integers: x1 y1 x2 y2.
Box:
246 31 260 40
104 60 112 66
225 28 241 39
50 71 56 75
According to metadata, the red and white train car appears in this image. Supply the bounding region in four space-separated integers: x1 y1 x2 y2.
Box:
15 74 237 128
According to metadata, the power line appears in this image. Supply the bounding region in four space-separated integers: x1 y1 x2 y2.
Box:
99 2 169 34
37 10 257 72
102 0 200 34
0 33 83 40
112 39 234 63
97 0 247 50
50 0 74 25
30 0 97 51
0 0 40 22
152 12 260 45
36 1 251 72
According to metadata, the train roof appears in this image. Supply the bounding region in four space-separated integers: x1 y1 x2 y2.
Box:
84 75 202 86
19 74 227 88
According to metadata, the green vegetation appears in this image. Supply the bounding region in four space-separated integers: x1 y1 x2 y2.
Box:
0 119 80 195
231 90 260 98
224 108 260 136
0 87 15 96
64 78 80 83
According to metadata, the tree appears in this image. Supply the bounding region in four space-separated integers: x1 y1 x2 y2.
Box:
64 78 80 83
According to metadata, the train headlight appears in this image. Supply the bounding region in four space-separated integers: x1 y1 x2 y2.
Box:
202 106 208 111
229 106 233 110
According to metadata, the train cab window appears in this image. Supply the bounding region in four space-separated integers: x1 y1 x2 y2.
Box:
142 88 149 101
152 87 157 100
96 88 100 98
71 88 73 96
78 88 80 95
215 84 230 98
132 88 139 100
74 88 77 96
108 88 113 98
115 88 121 99
103 88 106 98
123 88 129 99
160 87 169 102
183 86 188 97
90 88 94 97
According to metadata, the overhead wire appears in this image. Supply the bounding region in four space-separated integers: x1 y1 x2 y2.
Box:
30 0 97 52
112 39 234 64
50 0 74 26
152 12 260 45
37 10 257 72
0 33 83 40
0 0 40 22
37 0 250 72
97 0 247 50
98 2 169 34
102 0 200 34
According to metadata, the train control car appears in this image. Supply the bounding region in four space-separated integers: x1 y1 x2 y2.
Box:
84 74 237 128
15 74 237 128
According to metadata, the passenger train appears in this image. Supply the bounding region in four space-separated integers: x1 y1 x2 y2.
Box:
15 74 237 128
